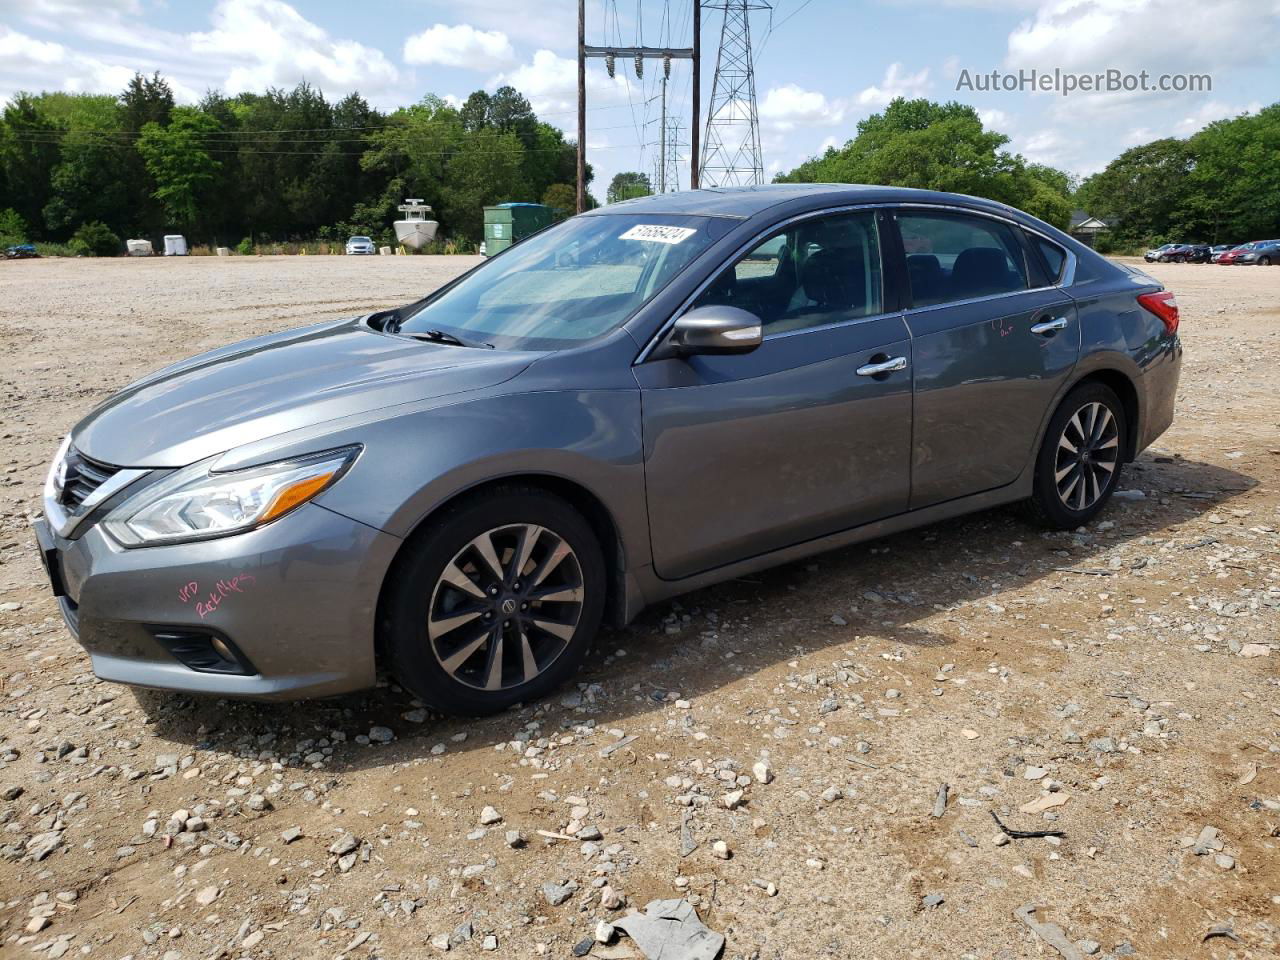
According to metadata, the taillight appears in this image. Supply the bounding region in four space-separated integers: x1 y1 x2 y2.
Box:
1137 290 1179 335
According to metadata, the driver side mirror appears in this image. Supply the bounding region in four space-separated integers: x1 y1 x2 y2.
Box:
660 305 763 359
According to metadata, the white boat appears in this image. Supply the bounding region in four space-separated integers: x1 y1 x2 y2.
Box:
393 199 439 250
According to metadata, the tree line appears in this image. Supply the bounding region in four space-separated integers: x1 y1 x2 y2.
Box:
775 97 1280 249
3 73 1277 255
0 73 589 253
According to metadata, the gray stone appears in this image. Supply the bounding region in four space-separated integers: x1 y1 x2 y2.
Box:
543 881 576 906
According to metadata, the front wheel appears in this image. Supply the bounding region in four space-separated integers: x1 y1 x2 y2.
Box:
382 487 605 715
1026 383 1126 529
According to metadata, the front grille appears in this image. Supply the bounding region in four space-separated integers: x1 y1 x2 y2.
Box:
60 449 120 510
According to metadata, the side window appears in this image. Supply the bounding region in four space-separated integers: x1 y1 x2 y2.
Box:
693 211 883 334
1032 235 1068 284
898 212 1029 307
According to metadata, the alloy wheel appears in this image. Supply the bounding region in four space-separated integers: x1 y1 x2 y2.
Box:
427 524 584 691
1053 401 1120 512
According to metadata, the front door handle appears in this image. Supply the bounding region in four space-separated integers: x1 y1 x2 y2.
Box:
1031 316 1070 335
856 356 908 377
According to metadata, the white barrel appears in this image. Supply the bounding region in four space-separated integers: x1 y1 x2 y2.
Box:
163 235 188 256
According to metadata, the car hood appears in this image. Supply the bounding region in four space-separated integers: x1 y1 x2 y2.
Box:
72 318 534 467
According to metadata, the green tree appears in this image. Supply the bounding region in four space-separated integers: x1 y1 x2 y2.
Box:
607 171 652 203
775 98 1073 230
542 183 576 219
0 95 61 238
137 107 223 231
39 93 130 238
1074 138 1194 243
68 220 120 256
0 208 28 245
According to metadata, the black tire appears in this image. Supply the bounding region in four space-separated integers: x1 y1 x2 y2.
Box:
1025 382 1126 530
382 486 606 715
1261 255 1273 266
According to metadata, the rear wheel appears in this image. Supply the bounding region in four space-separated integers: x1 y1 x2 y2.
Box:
1026 383 1126 529
1261 255 1273 266
383 487 605 715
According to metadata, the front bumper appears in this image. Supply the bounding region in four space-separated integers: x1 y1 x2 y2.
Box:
35 503 401 699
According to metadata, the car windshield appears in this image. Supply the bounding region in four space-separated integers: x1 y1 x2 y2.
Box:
397 213 730 350
350 236 371 243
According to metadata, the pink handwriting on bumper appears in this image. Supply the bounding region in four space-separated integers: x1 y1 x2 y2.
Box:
178 574 257 619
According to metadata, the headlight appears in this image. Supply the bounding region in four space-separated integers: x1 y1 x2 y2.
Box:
102 446 360 547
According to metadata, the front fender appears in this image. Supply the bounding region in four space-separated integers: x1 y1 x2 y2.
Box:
296 390 649 567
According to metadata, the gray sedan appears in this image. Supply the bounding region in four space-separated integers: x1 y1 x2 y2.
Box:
35 185 1182 714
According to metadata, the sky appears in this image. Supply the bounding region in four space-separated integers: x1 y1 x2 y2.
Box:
1 0 1277 203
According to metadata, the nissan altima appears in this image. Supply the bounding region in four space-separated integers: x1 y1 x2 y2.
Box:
36 185 1181 714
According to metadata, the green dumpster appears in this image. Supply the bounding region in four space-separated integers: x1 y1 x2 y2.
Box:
482 203 555 256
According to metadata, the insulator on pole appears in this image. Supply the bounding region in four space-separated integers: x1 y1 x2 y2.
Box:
664 54 672 79
605 52 615 78
634 53 643 79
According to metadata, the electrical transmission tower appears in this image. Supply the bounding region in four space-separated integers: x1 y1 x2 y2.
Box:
661 117 685 192
700 0 769 187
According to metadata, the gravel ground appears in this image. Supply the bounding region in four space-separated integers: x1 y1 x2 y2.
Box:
1 255 1277 960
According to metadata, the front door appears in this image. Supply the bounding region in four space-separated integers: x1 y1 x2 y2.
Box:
636 209 913 581
893 209 1080 508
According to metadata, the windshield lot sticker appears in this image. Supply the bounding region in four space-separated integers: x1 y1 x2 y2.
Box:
619 224 697 245
179 574 257 619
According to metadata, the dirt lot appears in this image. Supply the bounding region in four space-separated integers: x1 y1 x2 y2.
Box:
1 255 1277 960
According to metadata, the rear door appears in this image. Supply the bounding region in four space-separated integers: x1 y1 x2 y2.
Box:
637 209 913 580
893 209 1079 509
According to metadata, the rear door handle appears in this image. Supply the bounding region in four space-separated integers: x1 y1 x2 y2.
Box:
856 356 908 377
1031 316 1070 335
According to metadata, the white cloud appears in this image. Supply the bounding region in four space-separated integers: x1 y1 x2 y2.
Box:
190 0 400 98
0 25 135 100
1007 0 1280 75
403 23 517 70
1172 99 1262 135
759 84 846 130
977 107 1013 131
492 49 630 118
855 62 931 107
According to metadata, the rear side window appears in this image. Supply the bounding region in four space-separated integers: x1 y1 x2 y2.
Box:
897 212 1028 307
1032 235 1068 284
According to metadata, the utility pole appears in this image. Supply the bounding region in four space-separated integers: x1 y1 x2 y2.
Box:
659 74 668 194
691 0 701 189
576 0 587 213
576 1 699 209
700 0 768 187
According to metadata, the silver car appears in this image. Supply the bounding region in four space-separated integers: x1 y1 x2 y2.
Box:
345 236 376 255
35 185 1182 714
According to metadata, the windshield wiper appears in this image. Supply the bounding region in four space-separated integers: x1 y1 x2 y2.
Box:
401 329 494 349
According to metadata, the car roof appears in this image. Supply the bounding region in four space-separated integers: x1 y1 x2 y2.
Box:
583 183 1028 221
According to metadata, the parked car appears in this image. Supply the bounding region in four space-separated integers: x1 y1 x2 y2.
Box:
345 236 376 255
1234 240 1279 265
1155 243 1201 263
1144 243 1177 262
1209 244 1236 263
5 243 38 259
35 185 1182 713
1217 242 1258 265
1185 243 1213 263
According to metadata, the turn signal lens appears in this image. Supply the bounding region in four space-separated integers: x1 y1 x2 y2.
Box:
1137 291 1179 335
259 471 339 524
